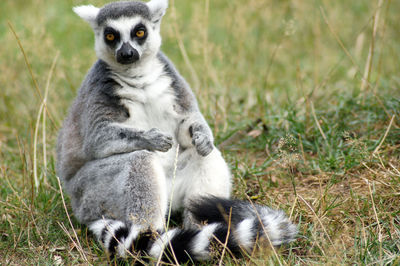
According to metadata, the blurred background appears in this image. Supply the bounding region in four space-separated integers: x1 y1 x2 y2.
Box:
0 0 399 264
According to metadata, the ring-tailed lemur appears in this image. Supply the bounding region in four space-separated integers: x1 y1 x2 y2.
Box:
57 0 297 263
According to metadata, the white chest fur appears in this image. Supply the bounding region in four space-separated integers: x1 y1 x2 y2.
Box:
118 77 178 132
114 60 181 174
115 60 180 134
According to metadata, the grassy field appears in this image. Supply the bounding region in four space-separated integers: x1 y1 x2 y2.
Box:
1 0 400 264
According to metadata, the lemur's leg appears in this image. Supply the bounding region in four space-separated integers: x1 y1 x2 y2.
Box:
64 150 168 230
170 147 231 227
173 148 232 205
173 116 232 226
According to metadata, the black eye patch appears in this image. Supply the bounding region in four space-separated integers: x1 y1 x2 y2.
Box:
130 23 147 45
104 27 120 47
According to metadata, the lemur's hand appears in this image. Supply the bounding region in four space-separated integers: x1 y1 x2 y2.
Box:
143 128 173 152
191 129 214 157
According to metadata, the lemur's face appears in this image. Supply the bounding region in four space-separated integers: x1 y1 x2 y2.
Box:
73 0 168 67
95 16 161 66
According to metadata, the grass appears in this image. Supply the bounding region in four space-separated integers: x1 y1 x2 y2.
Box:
1 0 400 264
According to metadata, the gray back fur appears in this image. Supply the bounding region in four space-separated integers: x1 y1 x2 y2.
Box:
57 60 126 181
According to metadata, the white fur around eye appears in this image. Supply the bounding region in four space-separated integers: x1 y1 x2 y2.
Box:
107 17 144 43
94 16 162 70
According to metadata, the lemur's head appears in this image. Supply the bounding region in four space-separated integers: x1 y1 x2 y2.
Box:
74 0 168 67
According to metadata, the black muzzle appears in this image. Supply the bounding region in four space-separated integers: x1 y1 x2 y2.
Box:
116 42 139 65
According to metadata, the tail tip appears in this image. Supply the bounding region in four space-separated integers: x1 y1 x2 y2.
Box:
259 207 298 245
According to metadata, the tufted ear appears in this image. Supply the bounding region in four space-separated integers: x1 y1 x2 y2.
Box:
73 5 100 27
147 0 168 25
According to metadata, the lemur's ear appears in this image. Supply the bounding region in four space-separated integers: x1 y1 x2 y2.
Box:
73 5 100 27
147 0 168 25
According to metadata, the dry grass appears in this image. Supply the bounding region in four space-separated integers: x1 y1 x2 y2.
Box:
1 0 400 265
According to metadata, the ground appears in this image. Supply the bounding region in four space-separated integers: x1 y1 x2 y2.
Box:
0 0 399 265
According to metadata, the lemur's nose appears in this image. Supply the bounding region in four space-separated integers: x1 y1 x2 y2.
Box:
117 43 139 64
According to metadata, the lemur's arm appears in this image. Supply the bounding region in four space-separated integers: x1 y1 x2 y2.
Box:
158 52 214 156
82 95 172 160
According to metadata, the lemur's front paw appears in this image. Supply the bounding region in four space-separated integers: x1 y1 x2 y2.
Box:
145 128 173 152
192 131 214 157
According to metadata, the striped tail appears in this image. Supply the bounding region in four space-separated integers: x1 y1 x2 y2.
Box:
188 196 298 246
89 197 297 263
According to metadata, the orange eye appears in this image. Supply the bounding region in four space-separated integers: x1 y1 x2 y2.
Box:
106 33 115 41
136 30 145 38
